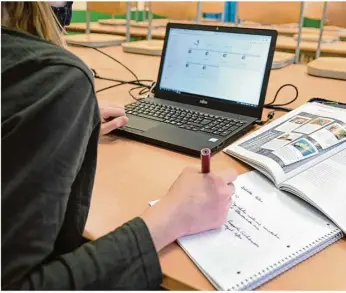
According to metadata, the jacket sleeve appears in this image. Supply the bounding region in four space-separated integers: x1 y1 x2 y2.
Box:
14 217 162 290
2 65 162 290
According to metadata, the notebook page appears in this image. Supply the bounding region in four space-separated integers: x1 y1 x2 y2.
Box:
282 148 346 233
178 171 340 291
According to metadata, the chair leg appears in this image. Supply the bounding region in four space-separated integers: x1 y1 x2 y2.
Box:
86 10 91 34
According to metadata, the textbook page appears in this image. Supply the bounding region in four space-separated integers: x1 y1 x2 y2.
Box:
224 103 346 185
177 171 341 291
281 148 346 233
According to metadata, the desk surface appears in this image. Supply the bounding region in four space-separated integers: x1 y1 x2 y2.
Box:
69 45 346 291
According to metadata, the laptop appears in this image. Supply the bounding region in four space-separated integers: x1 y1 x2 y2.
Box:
115 23 278 156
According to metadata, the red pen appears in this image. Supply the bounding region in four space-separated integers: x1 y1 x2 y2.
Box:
201 148 211 173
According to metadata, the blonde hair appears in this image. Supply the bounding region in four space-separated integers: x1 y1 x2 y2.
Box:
1 1 66 47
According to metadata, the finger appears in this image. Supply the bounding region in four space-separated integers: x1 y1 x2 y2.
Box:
218 183 235 201
227 197 233 210
217 168 238 185
108 104 125 110
227 184 235 208
100 107 126 119
227 183 236 202
184 166 200 173
99 101 125 110
101 116 129 135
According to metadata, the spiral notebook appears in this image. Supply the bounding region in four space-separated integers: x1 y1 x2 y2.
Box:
172 171 343 290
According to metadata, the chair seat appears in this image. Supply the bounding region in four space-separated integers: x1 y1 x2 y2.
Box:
307 57 346 80
64 33 126 48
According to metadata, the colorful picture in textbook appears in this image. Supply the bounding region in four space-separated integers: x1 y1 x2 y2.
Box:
310 118 332 126
277 133 294 141
308 122 346 150
292 138 317 157
328 124 346 140
290 116 310 125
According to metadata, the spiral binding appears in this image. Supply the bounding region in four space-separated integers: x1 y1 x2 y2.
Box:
227 228 344 291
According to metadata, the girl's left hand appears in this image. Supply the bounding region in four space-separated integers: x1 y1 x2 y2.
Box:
99 101 129 136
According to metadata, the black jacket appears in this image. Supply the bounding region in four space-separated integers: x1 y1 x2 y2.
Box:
1 26 162 290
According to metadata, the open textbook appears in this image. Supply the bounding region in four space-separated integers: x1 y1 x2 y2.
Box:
224 101 346 233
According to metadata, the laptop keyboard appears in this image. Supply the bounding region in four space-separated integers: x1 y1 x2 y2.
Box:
125 100 247 137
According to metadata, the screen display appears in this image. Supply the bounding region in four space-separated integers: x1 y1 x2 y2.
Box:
159 28 272 107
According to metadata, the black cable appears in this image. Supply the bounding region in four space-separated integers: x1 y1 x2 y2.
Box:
96 82 123 94
69 43 153 88
92 66 154 95
91 47 140 82
266 84 299 106
95 77 154 94
139 87 150 96
95 80 152 94
69 43 157 100
94 74 153 88
128 86 146 101
255 111 275 126
265 105 293 112
264 84 298 112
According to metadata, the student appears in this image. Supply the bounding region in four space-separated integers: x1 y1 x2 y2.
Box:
48 1 128 135
49 2 74 28
1 2 237 290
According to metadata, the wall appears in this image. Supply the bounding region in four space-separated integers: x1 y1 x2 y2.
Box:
82 2 224 19
238 1 346 26
73 1 86 10
238 2 301 24
78 1 346 27
323 2 346 27
150 1 224 19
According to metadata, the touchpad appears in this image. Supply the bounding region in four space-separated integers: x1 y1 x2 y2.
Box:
125 115 160 132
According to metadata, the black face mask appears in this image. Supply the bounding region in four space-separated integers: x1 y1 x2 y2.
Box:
51 1 73 28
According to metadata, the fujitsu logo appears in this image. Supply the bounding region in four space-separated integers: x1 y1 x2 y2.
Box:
199 99 208 105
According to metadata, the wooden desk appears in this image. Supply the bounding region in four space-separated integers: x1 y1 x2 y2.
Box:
66 22 166 39
67 22 346 59
98 18 169 28
66 21 216 39
252 25 346 41
274 26 346 41
69 45 346 291
67 21 346 41
276 36 346 57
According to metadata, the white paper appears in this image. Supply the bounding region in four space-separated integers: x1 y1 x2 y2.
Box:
283 149 346 233
173 171 340 290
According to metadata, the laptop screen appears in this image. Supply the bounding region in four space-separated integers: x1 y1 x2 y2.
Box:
159 27 272 108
